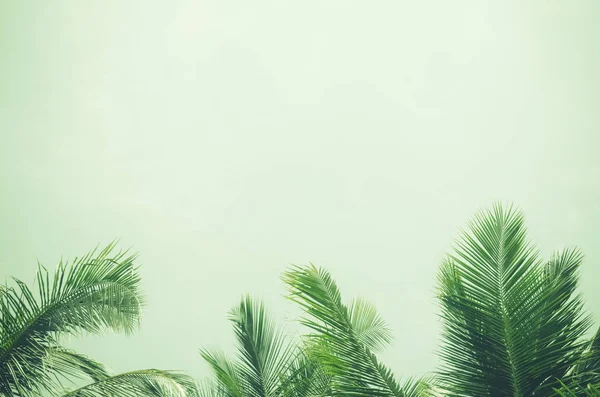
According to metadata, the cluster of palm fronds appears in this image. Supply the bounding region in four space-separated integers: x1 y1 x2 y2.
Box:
2 204 599 396
199 204 600 397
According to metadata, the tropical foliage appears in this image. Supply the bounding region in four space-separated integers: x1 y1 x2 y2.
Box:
0 243 196 397
199 203 600 397
436 204 600 396
4 203 599 397
198 295 330 397
283 265 430 397
199 269 430 397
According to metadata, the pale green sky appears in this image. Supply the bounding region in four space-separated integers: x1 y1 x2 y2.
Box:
1 0 599 383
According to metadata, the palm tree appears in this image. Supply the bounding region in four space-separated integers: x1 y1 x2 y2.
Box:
198 295 329 397
436 203 600 396
282 265 430 397
0 243 197 397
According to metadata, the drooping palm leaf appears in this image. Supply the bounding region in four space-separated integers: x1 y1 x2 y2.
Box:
276 345 330 397
0 242 143 396
283 265 428 397
437 204 591 396
44 347 111 384
200 348 246 397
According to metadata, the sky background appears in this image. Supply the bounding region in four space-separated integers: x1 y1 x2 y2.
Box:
1 0 600 385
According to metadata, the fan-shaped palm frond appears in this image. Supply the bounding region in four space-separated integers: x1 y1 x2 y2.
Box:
0 242 143 396
283 265 429 397
58 369 198 397
437 203 591 396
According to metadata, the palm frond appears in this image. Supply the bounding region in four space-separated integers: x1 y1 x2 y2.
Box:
277 346 331 397
349 298 393 353
0 242 143 396
566 326 600 393
200 348 245 397
554 379 600 396
58 369 198 397
196 379 230 397
283 265 426 397
44 347 110 383
228 296 296 397
437 203 591 396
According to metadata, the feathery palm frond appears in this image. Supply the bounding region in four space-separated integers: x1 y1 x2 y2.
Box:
560 327 600 396
283 265 428 397
44 347 111 383
437 203 591 397
229 296 296 397
200 296 298 397
0 242 143 396
349 298 393 353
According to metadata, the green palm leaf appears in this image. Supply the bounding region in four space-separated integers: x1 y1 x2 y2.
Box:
58 369 198 397
437 203 591 396
200 348 246 397
0 242 143 396
44 347 111 383
554 379 600 396
276 345 331 397
200 296 297 397
283 265 428 397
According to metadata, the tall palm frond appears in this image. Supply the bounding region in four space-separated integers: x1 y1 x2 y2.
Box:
200 296 298 397
0 242 144 396
437 203 591 396
57 369 198 397
283 265 429 397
